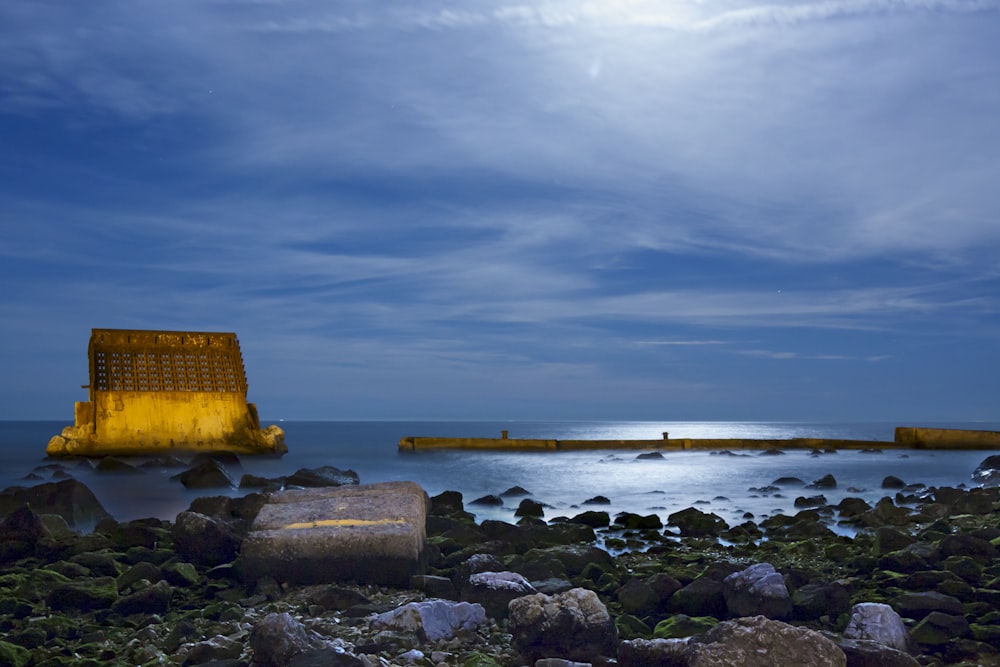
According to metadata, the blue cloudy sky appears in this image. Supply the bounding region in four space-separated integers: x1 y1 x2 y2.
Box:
2 0 998 421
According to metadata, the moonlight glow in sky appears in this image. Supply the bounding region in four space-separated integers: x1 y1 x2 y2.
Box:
1 0 998 421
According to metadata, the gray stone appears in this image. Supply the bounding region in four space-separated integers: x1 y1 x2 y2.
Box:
691 616 845 666
723 562 792 619
508 588 618 664
250 612 330 667
373 599 486 641
834 638 919 667
464 571 536 618
843 603 911 653
241 481 428 585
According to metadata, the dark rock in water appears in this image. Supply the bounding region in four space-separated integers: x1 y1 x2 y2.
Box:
972 455 1000 486
138 455 188 469
807 474 837 489
882 475 907 489
239 473 281 490
793 494 827 508
0 478 111 529
636 451 664 460
171 459 234 489
172 511 241 566
515 498 544 518
429 490 465 515
772 477 805 486
569 510 610 528
94 457 145 475
759 449 785 456
284 466 359 488
667 506 729 537
615 511 663 530
837 497 872 517
191 451 243 468
469 494 503 506
501 485 532 497
583 495 611 505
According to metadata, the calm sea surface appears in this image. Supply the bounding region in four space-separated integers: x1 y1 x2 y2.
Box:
2 420 999 532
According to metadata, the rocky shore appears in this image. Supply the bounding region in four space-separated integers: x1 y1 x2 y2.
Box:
3 453 1000 666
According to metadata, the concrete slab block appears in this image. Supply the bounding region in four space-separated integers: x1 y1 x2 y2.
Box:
240 481 428 585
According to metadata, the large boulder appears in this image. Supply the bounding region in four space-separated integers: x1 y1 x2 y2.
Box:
842 603 911 653
170 459 235 489
0 479 111 530
723 563 792 619
250 612 332 667
667 507 729 537
508 588 618 664
463 571 536 618
620 616 845 666
172 511 242 566
240 481 428 585
834 638 920 666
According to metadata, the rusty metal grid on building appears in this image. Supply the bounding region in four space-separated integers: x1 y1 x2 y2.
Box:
89 329 248 394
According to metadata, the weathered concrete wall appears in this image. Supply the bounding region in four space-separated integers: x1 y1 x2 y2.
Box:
895 427 1000 449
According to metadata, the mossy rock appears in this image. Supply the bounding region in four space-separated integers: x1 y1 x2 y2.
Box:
461 652 503 667
45 576 118 612
162 561 200 587
654 613 718 638
0 641 31 667
616 613 652 639
972 623 1000 646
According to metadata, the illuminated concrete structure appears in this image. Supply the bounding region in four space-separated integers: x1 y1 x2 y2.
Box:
47 329 285 456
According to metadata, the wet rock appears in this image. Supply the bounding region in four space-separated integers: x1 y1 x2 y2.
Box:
882 476 906 489
615 511 663 530
508 587 617 664
873 526 915 556
671 577 726 617
46 576 118 611
0 506 43 562
619 637 691 667
939 532 996 562
515 498 544 518
772 476 805 486
373 599 487 641
971 455 1000 486
250 612 332 667
464 571 536 618
910 611 971 646
172 511 241 566
501 486 532 497
837 497 872 518
616 577 660 616
171 459 235 489
792 581 850 620
569 510 610 527
843 602 911 653
833 638 920 667
892 591 964 619
807 474 837 489
284 465 360 488
470 494 503 506
653 614 718 639
667 507 729 537
0 479 111 529
429 490 465 515
794 495 827 508
723 562 792 620
111 579 172 615
637 451 664 460
856 497 913 528
94 457 145 475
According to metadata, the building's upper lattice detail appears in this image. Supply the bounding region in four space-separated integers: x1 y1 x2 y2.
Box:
88 329 248 395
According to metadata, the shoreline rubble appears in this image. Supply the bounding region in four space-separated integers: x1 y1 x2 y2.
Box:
3 453 1000 665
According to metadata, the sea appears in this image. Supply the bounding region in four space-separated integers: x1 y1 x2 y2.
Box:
3 420 999 535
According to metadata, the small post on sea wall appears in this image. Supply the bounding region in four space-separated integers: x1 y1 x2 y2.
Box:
501 430 509 440
662 432 669 440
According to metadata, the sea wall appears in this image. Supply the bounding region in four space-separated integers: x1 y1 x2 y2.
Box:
894 426 1000 449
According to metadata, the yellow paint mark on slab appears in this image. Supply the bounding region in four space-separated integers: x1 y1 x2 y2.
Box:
282 518 407 530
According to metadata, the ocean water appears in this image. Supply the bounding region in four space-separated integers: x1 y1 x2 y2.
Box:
2 420 999 533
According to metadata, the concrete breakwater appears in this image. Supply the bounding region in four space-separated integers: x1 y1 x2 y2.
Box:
399 426 1000 452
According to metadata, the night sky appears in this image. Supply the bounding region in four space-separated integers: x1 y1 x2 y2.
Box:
2 1 998 421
